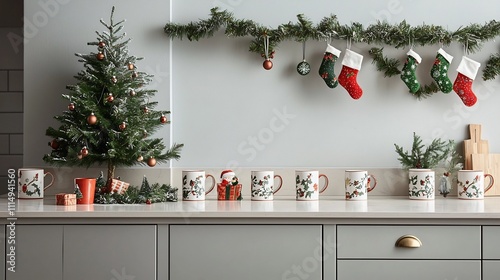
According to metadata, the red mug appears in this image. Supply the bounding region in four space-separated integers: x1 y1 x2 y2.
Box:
74 178 96 204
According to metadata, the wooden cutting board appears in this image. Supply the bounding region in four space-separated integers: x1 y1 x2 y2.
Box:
472 154 500 196
464 124 489 170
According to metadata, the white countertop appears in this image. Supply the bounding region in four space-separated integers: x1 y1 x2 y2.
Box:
1 196 500 219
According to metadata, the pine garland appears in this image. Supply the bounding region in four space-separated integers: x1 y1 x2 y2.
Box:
164 7 500 82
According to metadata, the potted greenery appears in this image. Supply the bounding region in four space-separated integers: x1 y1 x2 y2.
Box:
394 133 461 199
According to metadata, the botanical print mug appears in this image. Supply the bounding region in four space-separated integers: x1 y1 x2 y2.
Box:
18 168 55 199
408 169 435 200
345 170 377 200
251 171 283 201
457 170 494 199
296 171 329 201
182 170 216 201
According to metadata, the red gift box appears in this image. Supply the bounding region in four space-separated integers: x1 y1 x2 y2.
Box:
108 178 130 194
56 193 76 206
217 184 242 200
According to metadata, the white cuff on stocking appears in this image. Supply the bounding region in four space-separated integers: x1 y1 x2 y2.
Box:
437 48 453 63
341 49 363 70
406 49 422 64
456 56 481 80
325 44 341 57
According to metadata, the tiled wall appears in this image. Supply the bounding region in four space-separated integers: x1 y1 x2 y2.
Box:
0 0 23 194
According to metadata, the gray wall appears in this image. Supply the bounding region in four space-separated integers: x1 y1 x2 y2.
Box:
24 1 500 179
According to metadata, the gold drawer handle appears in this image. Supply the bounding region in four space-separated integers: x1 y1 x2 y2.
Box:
395 235 422 248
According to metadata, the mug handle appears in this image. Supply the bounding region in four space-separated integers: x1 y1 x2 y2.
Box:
44 172 55 190
367 174 377 192
273 175 283 194
319 174 329 194
205 174 216 195
484 173 495 193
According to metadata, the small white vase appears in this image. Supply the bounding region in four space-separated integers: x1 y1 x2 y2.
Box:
408 169 435 200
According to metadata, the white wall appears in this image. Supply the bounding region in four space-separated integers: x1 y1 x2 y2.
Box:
25 0 500 174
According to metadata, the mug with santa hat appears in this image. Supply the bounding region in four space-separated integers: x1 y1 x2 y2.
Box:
217 170 243 200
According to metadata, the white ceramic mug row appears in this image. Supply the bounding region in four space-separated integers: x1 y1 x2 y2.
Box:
409 169 494 200
182 170 377 201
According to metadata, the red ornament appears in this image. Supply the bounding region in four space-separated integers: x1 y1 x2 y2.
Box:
49 139 59 149
160 115 168 124
129 89 136 96
81 146 89 157
119 122 127 131
107 93 114 102
147 157 156 167
263 59 273 70
98 41 106 48
68 103 75 111
87 113 97 125
146 199 151 204
127 62 135 70
96 52 105 61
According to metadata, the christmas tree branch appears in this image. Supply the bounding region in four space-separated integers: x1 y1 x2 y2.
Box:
483 52 500 81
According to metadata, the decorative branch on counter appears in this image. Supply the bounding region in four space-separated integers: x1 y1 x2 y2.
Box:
164 7 500 82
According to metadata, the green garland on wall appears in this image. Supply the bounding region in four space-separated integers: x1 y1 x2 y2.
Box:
164 7 500 97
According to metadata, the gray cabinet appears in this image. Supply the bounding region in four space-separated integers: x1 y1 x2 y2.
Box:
6 225 63 280
63 225 157 280
482 226 500 280
5 225 156 280
337 225 481 280
169 225 322 280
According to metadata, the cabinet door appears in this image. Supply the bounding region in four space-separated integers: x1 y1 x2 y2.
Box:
483 261 500 280
170 225 322 280
6 225 63 280
483 226 500 259
338 260 480 280
63 225 156 280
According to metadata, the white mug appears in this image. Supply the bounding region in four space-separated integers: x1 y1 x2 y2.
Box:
457 170 494 199
182 170 216 201
345 170 377 200
408 169 435 200
18 168 54 199
295 171 329 201
251 171 283 201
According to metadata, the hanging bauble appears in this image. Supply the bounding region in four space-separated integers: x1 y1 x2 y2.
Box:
98 41 106 49
129 89 136 96
68 102 75 111
48 139 59 149
137 155 144 162
147 157 156 167
297 60 311 76
142 129 148 138
111 76 118 84
143 106 149 114
127 62 135 70
269 51 275 59
81 146 89 157
77 152 83 160
119 122 127 131
160 114 168 124
96 52 105 61
131 71 138 79
263 59 273 70
106 93 114 102
87 113 97 125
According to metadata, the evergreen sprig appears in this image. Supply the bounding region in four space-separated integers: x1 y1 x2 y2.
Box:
164 8 500 81
394 132 454 170
483 53 500 81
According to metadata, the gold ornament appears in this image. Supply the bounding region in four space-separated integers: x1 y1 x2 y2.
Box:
137 155 144 162
127 62 135 70
147 157 156 167
98 41 106 48
87 113 97 125
96 52 105 61
263 59 273 70
131 71 138 79
129 89 136 96
111 76 118 84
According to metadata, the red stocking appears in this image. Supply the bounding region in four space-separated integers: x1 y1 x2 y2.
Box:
338 49 364 99
453 56 481 107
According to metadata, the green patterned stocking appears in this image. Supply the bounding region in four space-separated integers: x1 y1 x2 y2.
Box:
318 44 341 88
430 48 453 93
400 49 422 93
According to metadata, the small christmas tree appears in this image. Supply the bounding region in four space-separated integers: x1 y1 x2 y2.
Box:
394 132 453 169
43 7 183 184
